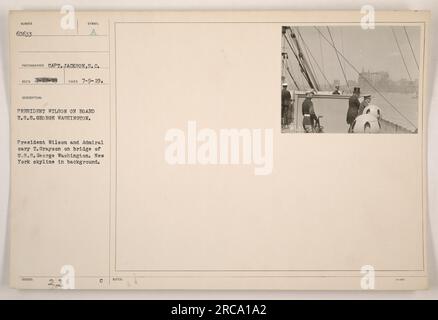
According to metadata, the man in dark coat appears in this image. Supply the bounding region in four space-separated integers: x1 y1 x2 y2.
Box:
281 83 292 128
346 87 361 132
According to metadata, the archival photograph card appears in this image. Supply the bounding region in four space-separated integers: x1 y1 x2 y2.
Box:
8 10 429 290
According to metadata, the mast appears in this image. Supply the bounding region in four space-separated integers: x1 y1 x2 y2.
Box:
286 27 320 91
281 27 300 90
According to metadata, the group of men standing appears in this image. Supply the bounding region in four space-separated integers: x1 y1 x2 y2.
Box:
281 82 372 133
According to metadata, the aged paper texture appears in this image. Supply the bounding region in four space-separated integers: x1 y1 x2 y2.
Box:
9 10 429 290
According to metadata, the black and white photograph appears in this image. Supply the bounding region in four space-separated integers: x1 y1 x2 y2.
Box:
281 25 422 133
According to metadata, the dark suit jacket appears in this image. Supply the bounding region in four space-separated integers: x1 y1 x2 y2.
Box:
346 95 360 124
281 88 291 107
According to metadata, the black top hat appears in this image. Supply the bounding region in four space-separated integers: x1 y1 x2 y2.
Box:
353 87 361 94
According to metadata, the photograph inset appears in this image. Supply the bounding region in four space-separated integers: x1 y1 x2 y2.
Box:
281 25 421 134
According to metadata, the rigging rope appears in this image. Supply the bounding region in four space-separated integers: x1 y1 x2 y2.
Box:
290 27 320 90
403 26 419 70
314 26 417 130
326 26 349 88
318 31 325 77
284 31 316 90
339 28 347 77
296 28 319 85
392 27 412 81
281 31 286 78
296 28 332 88
286 62 301 90
282 33 300 90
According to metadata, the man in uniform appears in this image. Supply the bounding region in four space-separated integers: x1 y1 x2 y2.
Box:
302 90 317 133
281 83 292 129
358 94 371 116
332 85 341 95
346 87 361 133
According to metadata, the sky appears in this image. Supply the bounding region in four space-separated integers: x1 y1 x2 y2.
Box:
283 25 421 88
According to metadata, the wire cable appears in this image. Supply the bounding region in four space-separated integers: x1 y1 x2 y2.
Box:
314 26 417 130
297 27 332 89
392 27 412 81
326 26 349 88
403 26 419 70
